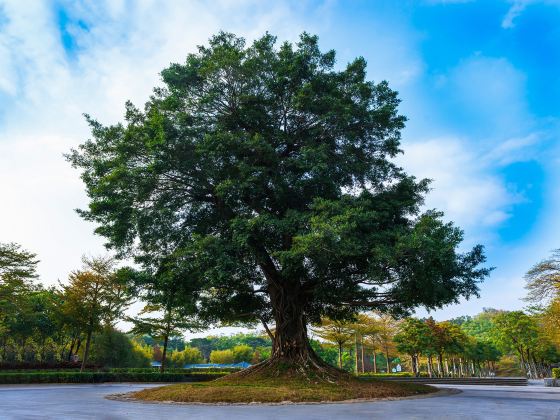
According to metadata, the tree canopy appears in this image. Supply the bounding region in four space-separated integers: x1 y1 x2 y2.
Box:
67 32 490 373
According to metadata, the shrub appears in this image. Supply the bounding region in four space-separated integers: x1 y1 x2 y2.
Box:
209 349 235 364
22 338 40 362
231 345 254 363
553 368 559 379
0 371 226 384
40 338 60 363
0 361 97 370
87 328 151 368
169 347 204 367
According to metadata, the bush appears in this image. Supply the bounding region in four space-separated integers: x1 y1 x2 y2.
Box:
169 347 204 367
553 368 559 379
0 361 97 370
209 349 235 364
0 371 227 384
87 328 151 368
231 345 254 363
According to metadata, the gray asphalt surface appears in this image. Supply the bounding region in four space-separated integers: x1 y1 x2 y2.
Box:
1 382 559 419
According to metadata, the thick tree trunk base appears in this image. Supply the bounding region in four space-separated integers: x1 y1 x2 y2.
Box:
221 351 349 384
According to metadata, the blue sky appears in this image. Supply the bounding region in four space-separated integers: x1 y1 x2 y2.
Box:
0 0 559 323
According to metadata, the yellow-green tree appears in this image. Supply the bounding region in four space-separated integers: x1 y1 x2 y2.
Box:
525 249 560 348
60 256 132 371
210 349 235 364
169 347 204 367
312 318 353 369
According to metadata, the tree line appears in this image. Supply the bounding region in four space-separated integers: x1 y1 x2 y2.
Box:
2 240 559 378
312 306 558 379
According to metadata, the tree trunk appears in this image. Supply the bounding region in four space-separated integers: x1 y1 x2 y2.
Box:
360 335 365 374
231 280 340 382
354 333 359 374
452 358 457 377
385 346 390 373
373 349 377 373
67 337 76 361
160 333 169 373
80 329 92 372
338 343 343 369
427 355 433 378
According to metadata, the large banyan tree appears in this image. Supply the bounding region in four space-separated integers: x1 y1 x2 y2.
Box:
68 32 490 378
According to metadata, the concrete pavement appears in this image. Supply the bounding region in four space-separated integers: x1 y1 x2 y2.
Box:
0 382 559 419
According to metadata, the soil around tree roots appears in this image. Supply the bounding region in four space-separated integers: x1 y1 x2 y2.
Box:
129 360 436 404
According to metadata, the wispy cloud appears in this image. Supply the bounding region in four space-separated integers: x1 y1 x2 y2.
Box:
502 0 560 29
0 0 558 321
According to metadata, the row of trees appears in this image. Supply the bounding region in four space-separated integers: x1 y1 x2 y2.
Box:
0 243 150 368
313 307 558 379
2 238 559 379
312 313 500 378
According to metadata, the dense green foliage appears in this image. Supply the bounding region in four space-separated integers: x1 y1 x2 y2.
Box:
67 31 490 364
87 328 150 368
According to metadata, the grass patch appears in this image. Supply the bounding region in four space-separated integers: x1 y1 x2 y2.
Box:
131 376 434 404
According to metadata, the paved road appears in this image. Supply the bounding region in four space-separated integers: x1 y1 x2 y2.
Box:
1 383 559 419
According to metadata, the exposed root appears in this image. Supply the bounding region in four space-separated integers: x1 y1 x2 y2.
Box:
219 354 349 385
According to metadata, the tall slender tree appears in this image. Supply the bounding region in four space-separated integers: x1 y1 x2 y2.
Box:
312 318 353 369
60 256 132 371
127 261 205 373
68 32 490 379
394 318 431 376
0 243 39 345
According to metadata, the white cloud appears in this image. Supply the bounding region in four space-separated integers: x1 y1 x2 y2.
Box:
502 0 532 28
0 1 318 286
397 137 518 236
483 133 541 165
0 0 557 325
502 0 560 29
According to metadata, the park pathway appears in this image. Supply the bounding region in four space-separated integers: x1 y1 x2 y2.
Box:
0 382 559 419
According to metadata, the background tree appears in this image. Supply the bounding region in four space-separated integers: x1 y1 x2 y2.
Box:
394 318 430 376
375 315 399 373
524 249 560 349
492 311 542 378
351 314 380 374
60 256 131 371
0 243 39 342
210 349 235 364
361 317 383 373
68 32 490 379
129 304 203 372
88 328 151 368
312 318 353 369
169 346 204 367
128 263 205 372
524 249 560 303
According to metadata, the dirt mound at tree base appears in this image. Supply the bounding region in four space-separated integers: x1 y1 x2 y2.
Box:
130 371 435 404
